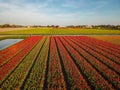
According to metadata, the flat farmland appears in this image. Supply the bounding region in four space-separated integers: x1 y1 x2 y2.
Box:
0 28 120 35
0 36 120 90
0 28 29 32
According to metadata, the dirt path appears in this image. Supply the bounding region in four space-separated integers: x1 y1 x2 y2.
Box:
0 28 29 32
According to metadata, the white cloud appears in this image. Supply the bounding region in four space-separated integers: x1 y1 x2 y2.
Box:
0 0 119 26
0 0 96 26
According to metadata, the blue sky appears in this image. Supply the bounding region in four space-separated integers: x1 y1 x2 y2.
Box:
0 0 120 26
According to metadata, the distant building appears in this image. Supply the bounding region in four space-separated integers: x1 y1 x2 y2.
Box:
85 25 93 29
27 26 31 28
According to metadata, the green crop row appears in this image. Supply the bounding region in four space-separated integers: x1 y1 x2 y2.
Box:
23 37 50 90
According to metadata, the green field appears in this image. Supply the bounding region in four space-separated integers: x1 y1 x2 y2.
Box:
0 28 120 35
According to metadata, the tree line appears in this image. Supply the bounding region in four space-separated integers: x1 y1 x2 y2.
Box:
66 25 120 30
0 24 120 30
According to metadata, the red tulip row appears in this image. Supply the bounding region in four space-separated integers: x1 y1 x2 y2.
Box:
72 36 120 74
45 36 66 89
92 36 120 50
66 36 120 89
0 36 44 89
60 36 114 90
79 36 120 57
0 36 119 90
79 36 120 54
0 37 34 66
77 36 120 64
55 37 91 90
0 36 41 81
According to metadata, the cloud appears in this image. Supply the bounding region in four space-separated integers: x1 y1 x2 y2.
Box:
0 0 98 26
0 0 120 26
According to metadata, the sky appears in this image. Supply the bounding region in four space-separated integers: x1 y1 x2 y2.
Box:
0 0 120 26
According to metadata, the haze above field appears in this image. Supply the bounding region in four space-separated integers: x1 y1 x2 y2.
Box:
0 0 120 26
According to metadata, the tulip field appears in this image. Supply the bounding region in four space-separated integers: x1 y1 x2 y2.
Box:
0 36 120 90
